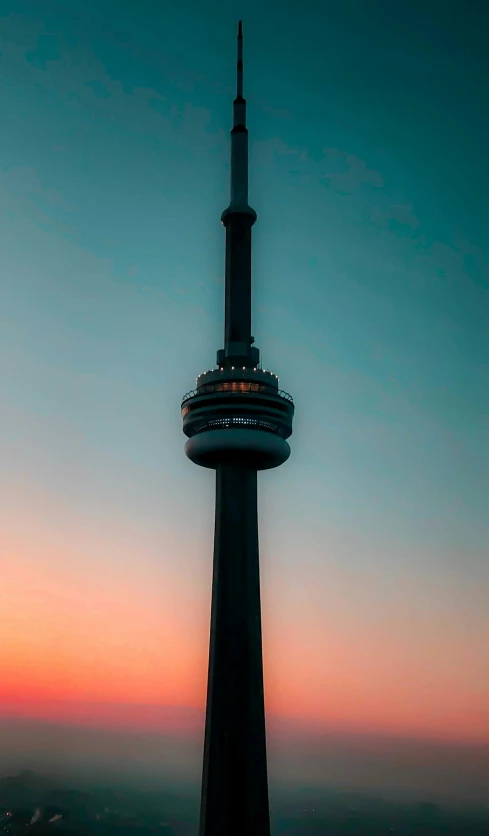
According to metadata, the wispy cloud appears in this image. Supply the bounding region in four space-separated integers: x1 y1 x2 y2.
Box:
319 149 385 194
363 203 420 233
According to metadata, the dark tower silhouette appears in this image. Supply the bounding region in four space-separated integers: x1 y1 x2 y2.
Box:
181 21 294 836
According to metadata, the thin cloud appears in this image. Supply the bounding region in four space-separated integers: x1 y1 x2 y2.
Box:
320 152 385 194
1 14 224 157
365 204 420 232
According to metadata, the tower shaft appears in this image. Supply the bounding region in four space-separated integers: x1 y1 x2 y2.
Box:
199 464 270 836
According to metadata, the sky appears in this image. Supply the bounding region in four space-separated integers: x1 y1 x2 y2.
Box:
0 0 488 801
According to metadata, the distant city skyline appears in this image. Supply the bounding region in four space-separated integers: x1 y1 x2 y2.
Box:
1 0 488 805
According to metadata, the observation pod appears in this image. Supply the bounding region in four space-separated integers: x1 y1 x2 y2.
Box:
181 367 294 471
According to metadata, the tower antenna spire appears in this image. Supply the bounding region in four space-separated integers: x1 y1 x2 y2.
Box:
237 20 243 99
219 19 257 362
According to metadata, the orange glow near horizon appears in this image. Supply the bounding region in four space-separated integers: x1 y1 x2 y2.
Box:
2 536 488 748
1 548 207 709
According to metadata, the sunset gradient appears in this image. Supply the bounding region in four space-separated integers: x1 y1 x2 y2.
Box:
0 0 488 798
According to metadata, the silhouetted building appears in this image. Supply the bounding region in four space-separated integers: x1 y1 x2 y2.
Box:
181 21 294 836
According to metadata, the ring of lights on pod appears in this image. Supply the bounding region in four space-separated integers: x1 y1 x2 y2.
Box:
181 366 294 470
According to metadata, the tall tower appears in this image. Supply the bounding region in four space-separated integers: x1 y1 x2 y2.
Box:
181 21 294 836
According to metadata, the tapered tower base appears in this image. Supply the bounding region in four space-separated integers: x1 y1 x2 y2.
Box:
199 464 270 836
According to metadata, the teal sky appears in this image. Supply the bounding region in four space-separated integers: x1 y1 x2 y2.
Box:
1 0 488 796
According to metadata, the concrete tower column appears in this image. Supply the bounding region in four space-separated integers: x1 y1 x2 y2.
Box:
199 464 269 836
